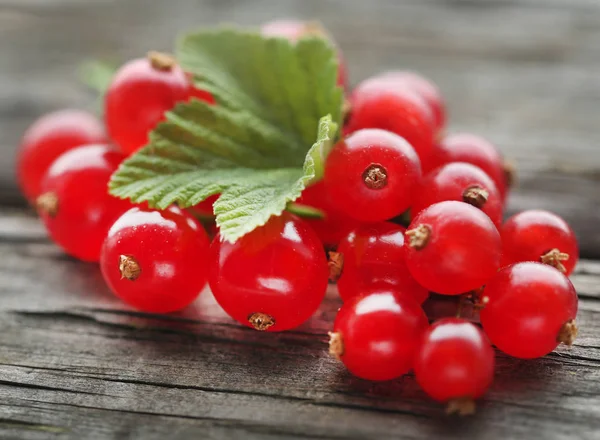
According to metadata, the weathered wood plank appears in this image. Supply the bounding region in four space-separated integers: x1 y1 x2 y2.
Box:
0 208 599 439
0 0 600 255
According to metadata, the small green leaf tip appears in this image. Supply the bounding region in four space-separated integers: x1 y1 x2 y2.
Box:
109 27 342 242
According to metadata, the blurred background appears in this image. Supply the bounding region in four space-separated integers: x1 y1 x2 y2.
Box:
1 0 599 254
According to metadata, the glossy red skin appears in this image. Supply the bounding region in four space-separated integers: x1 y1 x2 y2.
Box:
412 162 504 227
337 222 428 304
38 144 132 262
427 133 507 201
17 109 107 202
377 71 446 132
105 58 191 155
209 212 329 332
296 181 359 246
501 210 579 275
405 201 502 295
414 318 495 402
101 206 210 313
325 129 422 222
480 262 578 359
346 76 435 167
334 290 429 381
260 19 347 89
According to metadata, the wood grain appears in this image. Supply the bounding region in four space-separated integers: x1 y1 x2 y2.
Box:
0 208 599 439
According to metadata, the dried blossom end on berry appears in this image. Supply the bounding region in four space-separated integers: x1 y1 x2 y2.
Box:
362 164 388 189
446 398 476 416
119 255 141 281
557 319 578 346
328 251 344 282
540 248 569 274
406 224 432 250
503 159 516 188
462 185 489 209
328 331 344 359
36 192 59 217
248 312 275 331
147 51 176 71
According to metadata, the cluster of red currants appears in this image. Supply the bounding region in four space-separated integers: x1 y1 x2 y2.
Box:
15 20 580 415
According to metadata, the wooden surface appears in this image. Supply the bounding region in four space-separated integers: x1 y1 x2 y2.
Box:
1 209 600 440
1 0 600 439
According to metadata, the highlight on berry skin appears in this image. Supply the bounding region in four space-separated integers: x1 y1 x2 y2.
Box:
414 318 495 416
37 144 132 262
501 210 579 276
480 262 578 359
100 205 211 313
208 212 329 332
329 288 428 381
404 201 502 295
334 222 429 305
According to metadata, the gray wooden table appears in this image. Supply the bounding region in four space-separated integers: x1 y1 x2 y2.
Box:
1 1 599 439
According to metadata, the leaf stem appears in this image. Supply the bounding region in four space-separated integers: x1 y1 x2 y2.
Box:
286 202 325 219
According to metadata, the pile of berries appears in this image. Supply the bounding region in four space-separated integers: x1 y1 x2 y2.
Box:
16 20 580 415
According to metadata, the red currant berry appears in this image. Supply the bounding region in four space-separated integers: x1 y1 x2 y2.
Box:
412 162 503 227
333 222 428 304
17 109 106 202
427 133 509 201
324 129 421 222
480 262 578 359
346 75 435 166
329 289 428 381
296 181 359 246
414 318 494 415
36 144 131 262
377 71 446 132
404 201 502 295
501 210 578 276
261 19 347 89
101 205 211 313
105 52 194 155
209 212 328 332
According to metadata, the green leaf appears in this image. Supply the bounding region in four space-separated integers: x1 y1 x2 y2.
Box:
78 60 117 95
109 27 342 242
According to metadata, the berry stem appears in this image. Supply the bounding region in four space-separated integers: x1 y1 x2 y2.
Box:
557 319 578 346
36 192 59 217
446 397 476 416
406 224 432 250
119 255 141 281
328 331 344 359
462 185 489 208
362 164 388 189
248 312 275 331
328 251 344 282
285 202 325 219
147 51 176 71
540 248 569 274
